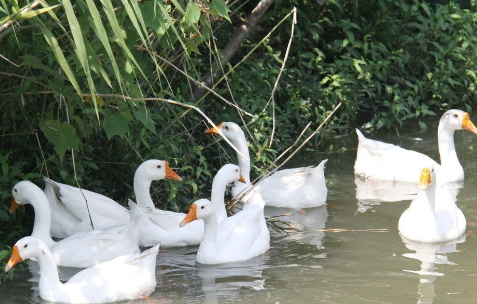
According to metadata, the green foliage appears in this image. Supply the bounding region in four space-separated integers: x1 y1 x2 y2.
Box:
262 0 477 131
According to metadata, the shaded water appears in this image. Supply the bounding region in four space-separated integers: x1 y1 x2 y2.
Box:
3 127 477 303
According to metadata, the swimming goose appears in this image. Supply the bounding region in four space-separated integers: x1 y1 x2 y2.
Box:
355 109 477 183
205 122 328 209
398 166 466 243
180 196 270 264
10 181 140 268
5 236 159 303
44 159 181 238
130 164 245 247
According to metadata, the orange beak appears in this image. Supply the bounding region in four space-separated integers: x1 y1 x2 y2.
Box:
238 174 246 183
165 161 182 181
419 168 431 191
179 204 197 228
204 122 223 135
9 198 20 214
5 245 22 272
462 112 477 134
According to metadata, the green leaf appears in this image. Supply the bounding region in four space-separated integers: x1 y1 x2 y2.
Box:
0 4 60 25
62 0 99 117
103 113 130 140
185 2 200 26
208 0 230 22
21 55 68 81
39 120 81 159
134 105 156 134
36 20 82 97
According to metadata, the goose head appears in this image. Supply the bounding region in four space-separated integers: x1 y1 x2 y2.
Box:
135 159 182 182
214 164 246 185
10 181 39 214
440 109 477 133
5 236 45 271
419 167 436 191
179 199 214 227
204 122 244 144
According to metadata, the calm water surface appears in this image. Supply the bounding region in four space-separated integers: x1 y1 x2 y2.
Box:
3 127 477 304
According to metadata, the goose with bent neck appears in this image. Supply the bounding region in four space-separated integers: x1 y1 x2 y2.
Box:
44 159 182 238
205 122 328 209
11 181 140 268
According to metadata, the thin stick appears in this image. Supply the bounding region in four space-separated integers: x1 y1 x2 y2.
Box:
273 121 311 164
266 7 297 148
317 228 388 233
62 95 95 230
34 132 49 178
254 103 341 184
138 48 253 118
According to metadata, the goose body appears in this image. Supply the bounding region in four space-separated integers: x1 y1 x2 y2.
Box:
5 236 158 303
355 109 477 183
180 197 270 264
11 181 140 268
44 159 181 238
205 122 328 209
398 166 466 243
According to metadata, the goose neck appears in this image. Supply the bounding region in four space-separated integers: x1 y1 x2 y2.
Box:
200 216 218 252
37 246 66 299
438 123 458 166
29 189 55 247
134 174 154 209
210 176 228 223
230 134 251 183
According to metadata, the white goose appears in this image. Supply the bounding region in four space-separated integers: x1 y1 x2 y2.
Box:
398 166 466 243
180 196 270 264
355 109 477 183
130 164 245 247
10 181 140 268
5 236 159 304
44 159 182 238
205 122 328 209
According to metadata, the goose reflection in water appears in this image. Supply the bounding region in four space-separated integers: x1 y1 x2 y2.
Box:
400 235 465 304
197 256 267 304
354 177 463 213
264 205 329 249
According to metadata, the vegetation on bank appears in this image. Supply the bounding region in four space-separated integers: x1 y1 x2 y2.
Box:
1 0 477 283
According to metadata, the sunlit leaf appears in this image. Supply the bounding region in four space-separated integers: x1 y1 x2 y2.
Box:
185 2 200 26
36 20 82 97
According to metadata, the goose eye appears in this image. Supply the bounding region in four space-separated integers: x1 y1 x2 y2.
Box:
454 114 458 118
224 126 229 130
14 189 17 193
157 165 162 169
23 244 28 248
201 206 205 209
235 169 238 172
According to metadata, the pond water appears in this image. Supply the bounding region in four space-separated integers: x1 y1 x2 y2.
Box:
3 125 477 304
